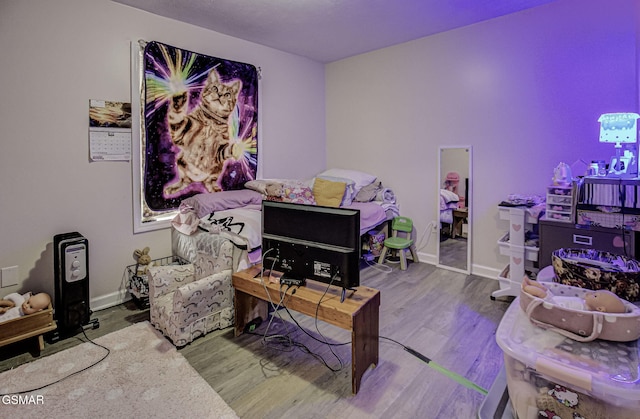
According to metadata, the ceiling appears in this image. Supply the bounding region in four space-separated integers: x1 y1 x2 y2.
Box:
112 0 556 63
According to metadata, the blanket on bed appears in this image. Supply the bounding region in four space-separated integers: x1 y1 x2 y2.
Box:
199 208 262 252
345 202 388 235
440 189 460 211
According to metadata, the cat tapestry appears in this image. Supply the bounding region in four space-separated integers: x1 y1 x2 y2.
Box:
136 40 258 227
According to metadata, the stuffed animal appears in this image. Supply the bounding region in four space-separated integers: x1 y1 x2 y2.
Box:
522 275 626 313
264 182 284 201
133 247 153 276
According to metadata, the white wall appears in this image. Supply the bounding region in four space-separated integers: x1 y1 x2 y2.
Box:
0 0 325 308
3 0 638 308
326 0 640 277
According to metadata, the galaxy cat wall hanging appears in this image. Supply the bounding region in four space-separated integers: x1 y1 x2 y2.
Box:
131 40 259 233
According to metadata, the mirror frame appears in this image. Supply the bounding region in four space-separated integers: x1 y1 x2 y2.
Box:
436 146 472 274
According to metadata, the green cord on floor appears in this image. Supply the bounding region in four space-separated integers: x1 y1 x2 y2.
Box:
403 345 488 395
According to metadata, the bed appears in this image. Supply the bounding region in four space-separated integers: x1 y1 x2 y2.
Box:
440 189 460 225
171 169 399 272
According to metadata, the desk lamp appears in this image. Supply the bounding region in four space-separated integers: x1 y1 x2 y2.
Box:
598 112 639 177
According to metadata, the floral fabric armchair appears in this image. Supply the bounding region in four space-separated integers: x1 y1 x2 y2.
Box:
147 239 235 347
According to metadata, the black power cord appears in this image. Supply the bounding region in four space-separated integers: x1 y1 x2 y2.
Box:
0 325 110 396
252 254 487 394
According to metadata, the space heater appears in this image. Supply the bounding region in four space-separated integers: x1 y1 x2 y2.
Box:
51 232 99 340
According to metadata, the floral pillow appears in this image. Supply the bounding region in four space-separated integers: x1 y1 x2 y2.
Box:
282 185 316 205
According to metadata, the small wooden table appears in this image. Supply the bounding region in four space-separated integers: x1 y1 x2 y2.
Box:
232 265 380 394
452 208 468 239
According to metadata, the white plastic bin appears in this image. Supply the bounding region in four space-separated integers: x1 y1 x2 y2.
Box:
496 300 640 418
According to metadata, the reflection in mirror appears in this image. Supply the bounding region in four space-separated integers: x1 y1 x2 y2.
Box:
437 146 472 274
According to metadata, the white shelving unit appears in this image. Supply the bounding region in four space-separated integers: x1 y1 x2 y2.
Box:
491 206 539 299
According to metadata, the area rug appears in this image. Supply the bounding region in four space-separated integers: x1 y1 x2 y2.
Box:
0 321 237 418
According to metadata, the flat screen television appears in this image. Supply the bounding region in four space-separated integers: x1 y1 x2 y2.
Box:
261 200 360 290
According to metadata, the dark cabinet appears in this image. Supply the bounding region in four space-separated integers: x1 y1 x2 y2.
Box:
538 218 636 268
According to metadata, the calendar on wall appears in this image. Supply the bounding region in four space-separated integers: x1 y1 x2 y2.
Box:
88 99 132 162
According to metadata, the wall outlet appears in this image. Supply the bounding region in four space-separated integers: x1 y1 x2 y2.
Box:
1 265 19 287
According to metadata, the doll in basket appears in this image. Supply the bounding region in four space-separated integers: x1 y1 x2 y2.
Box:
0 292 51 323
522 276 626 313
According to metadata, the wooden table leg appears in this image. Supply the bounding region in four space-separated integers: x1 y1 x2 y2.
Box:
234 289 268 337
350 292 380 394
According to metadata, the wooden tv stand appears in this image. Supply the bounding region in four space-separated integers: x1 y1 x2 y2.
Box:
232 265 380 394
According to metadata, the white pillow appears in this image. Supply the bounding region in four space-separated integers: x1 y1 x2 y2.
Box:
318 169 376 193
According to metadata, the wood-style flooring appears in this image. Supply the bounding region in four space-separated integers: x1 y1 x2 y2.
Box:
438 236 468 271
0 262 512 418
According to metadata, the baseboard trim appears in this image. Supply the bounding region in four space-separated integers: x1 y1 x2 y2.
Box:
91 289 131 312
418 251 502 280
417 251 437 266
471 264 502 280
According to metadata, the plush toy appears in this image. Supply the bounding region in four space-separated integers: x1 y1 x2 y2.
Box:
522 275 626 313
133 247 153 276
264 182 284 201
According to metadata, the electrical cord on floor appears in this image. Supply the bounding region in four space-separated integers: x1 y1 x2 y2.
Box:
280 277 345 372
0 325 110 396
246 328 341 372
250 262 487 390
362 258 393 273
282 304 350 347
251 272 347 372
380 335 488 395
310 275 345 371
260 282 295 349
255 251 326 357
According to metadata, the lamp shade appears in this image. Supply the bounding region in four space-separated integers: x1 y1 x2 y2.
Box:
598 113 640 144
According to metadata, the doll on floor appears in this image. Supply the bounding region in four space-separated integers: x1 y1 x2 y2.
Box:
0 292 51 323
522 276 626 313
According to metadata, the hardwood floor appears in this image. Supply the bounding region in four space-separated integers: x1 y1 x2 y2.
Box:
438 236 468 271
0 262 512 418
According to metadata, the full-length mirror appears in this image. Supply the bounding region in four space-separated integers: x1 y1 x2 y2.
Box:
437 146 472 274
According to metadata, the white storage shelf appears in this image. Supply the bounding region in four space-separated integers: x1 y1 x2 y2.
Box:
497 233 538 262
492 206 539 300
498 206 538 225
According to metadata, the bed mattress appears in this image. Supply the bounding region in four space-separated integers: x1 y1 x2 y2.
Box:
172 201 389 271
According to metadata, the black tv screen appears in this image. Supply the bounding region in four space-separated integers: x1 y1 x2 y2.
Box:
261 200 360 289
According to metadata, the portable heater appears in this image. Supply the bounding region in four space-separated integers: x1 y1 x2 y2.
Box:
51 232 99 340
